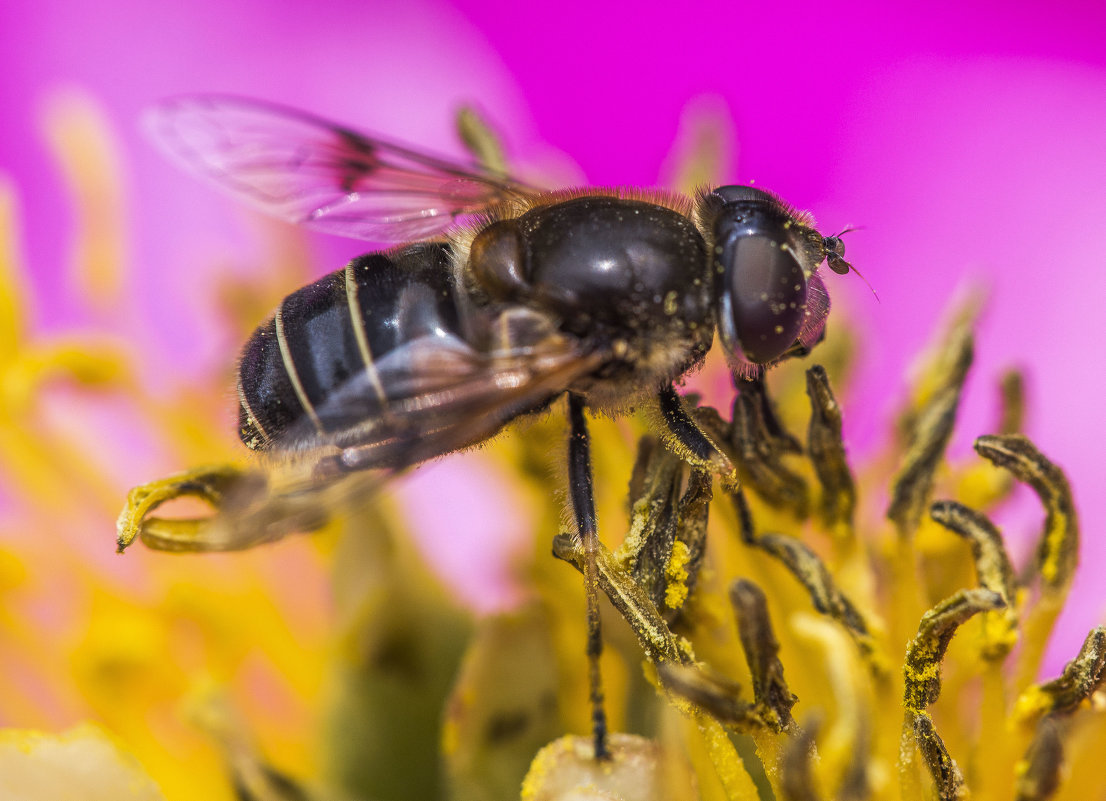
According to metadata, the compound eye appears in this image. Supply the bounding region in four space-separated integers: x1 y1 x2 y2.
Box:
723 236 808 364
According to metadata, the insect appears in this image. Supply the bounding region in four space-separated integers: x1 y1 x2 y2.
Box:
133 94 854 759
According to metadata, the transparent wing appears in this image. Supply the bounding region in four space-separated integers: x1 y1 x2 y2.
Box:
197 333 609 550
294 329 603 469
146 94 542 241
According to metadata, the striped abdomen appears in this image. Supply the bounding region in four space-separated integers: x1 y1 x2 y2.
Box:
236 243 462 451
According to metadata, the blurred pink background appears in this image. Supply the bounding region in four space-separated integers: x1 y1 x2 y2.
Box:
2 0 1105 670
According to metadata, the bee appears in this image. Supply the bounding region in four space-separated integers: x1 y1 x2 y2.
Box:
138 95 854 758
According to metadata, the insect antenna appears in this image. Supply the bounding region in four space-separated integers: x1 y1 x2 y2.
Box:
825 226 879 302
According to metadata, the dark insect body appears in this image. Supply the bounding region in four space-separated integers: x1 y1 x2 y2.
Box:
233 184 841 473
146 95 855 759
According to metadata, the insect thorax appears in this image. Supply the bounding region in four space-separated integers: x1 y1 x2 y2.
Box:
462 193 716 405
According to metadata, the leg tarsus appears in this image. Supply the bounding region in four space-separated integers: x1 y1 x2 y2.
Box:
657 384 739 490
567 393 610 761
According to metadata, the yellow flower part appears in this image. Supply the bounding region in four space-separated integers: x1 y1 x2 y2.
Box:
0 725 166 801
0 90 332 801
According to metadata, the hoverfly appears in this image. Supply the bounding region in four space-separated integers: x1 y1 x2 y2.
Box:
134 95 854 759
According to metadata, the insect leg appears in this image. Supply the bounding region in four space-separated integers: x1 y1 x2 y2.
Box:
567 392 610 761
657 385 739 490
